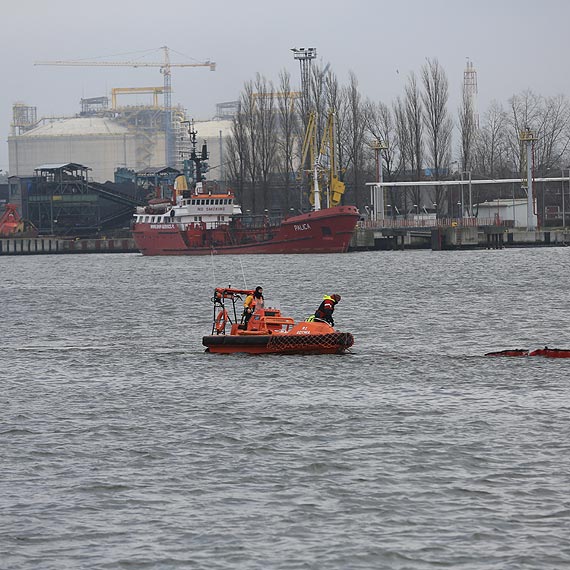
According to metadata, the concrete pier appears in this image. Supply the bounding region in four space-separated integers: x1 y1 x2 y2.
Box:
350 225 569 251
0 237 138 255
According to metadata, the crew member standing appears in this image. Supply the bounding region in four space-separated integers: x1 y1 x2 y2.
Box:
310 294 341 326
243 286 264 327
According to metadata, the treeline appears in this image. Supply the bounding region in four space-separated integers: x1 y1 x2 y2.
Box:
225 59 570 217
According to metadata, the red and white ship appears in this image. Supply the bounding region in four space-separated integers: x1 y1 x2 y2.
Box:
131 124 360 256
132 190 359 255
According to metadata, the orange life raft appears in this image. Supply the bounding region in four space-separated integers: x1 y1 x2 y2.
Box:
203 287 354 355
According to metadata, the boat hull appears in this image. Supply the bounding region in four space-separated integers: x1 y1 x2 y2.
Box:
132 206 359 255
203 331 355 355
485 347 570 358
484 349 529 357
528 348 570 358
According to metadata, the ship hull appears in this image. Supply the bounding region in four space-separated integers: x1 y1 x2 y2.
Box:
203 332 354 354
132 206 359 255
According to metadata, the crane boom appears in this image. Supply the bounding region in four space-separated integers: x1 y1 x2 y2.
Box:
34 46 216 167
35 60 216 70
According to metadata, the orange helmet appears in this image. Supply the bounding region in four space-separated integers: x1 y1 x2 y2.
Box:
331 294 341 302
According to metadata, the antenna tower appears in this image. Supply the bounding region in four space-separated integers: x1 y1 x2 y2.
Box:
464 58 479 128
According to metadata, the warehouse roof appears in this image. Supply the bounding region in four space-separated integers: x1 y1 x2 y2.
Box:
35 163 91 172
137 167 180 176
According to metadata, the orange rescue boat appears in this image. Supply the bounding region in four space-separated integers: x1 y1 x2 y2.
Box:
203 287 354 355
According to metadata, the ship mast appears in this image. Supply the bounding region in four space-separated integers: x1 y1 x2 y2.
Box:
182 120 209 192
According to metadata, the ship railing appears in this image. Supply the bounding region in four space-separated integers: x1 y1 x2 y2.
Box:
231 214 283 230
175 215 287 231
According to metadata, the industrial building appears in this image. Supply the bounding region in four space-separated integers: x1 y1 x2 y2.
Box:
7 162 147 237
8 97 233 184
5 84 234 239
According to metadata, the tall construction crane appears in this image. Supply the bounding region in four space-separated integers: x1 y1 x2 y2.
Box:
35 46 216 167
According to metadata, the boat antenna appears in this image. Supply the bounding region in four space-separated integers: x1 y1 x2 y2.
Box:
210 250 216 289
239 257 247 289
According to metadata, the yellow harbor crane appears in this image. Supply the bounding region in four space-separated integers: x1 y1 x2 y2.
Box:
319 110 346 207
35 46 216 166
299 111 346 209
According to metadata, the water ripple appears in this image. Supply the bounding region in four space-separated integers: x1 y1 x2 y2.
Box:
2 250 570 569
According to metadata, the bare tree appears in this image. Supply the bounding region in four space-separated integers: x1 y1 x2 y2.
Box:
472 100 510 178
458 81 476 172
505 90 542 176
276 69 299 213
239 80 259 212
405 72 424 213
365 100 400 181
405 72 424 180
342 72 369 210
253 74 277 212
227 76 276 214
227 101 249 205
532 94 570 174
309 62 330 142
391 96 412 215
393 97 410 171
421 57 453 212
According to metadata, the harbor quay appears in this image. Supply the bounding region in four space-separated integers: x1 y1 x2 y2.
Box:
350 218 570 251
0 236 138 255
1 223 568 255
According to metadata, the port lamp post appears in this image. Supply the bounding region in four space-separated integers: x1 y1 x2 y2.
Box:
520 129 537 230
562 166 570 228
461 171 472 217
371 139 388 223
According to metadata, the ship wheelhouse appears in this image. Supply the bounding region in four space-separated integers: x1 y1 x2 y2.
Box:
134 191 241 229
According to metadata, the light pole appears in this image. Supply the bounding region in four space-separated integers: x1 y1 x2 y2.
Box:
371 139 388 222
461 170 472 217
562 166 570 228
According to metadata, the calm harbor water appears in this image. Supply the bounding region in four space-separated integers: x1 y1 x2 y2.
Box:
2 248 570 569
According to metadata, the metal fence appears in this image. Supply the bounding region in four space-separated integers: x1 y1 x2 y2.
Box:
358 217 510 229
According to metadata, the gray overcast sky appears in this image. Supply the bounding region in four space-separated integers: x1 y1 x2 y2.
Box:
2 0 570 172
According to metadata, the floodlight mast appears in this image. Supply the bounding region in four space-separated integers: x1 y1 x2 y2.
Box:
291 47 317 118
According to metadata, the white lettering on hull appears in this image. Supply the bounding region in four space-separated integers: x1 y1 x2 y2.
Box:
294 223 311 232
